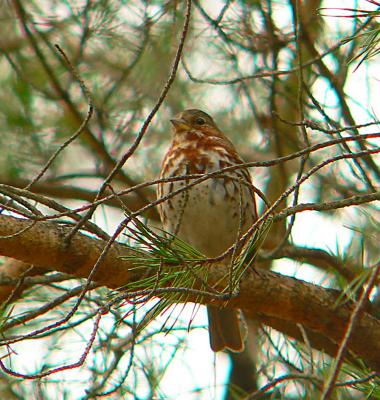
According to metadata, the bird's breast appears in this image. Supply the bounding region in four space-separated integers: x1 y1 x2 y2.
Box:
158 153 254 257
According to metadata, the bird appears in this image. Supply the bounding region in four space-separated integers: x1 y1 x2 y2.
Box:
157 109 258 352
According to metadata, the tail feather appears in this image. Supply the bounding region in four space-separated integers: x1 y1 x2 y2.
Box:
207 305 244 352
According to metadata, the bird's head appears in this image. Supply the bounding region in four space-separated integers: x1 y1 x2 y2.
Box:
170 109 219 135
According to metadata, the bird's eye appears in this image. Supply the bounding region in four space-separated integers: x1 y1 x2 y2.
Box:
195 117 206 125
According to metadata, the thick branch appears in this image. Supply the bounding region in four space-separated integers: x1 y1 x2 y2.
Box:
0 214 379 371
0 214 130 287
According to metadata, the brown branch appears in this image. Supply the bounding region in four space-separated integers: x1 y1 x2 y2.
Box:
0 214 379 370
0 214 129 286
0 178 156 218
275 192 380 220
239 271 380 373
274 245 357 281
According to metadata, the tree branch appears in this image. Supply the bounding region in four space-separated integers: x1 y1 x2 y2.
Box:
0 214 379 371
0 178 156 217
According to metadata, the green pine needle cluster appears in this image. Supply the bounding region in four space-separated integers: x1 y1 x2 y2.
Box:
116 215 273 332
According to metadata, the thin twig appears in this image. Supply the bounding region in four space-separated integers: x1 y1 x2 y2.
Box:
321 262 380 399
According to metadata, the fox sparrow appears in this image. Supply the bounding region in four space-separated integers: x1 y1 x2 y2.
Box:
157 109 258 352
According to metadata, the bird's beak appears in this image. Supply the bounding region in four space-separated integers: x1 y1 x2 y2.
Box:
170 117 190 132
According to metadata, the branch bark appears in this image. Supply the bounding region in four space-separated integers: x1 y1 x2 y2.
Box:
0 214 379 371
